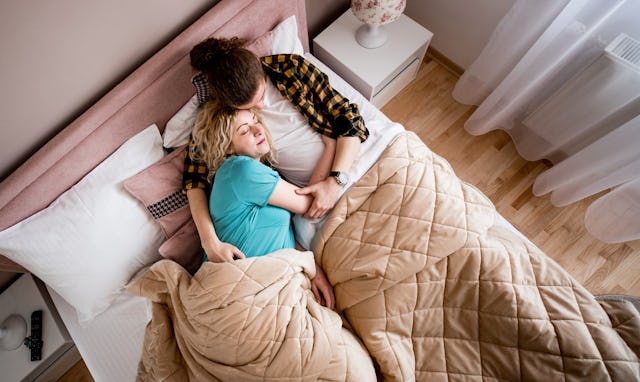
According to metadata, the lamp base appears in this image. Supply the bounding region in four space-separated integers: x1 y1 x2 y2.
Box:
0 314 27 351
355 24 388 49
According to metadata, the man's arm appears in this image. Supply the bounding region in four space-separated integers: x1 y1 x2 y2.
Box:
262 54 369 143
262 54 367 217
307 135 336 186
186 188 245 262
296 136 360 219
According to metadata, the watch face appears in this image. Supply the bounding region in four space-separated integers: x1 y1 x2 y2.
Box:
334 171 349 185
330 171 349 185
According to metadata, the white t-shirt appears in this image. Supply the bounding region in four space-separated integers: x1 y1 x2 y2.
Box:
260 80 325 187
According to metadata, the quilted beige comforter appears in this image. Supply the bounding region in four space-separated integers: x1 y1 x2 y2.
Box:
127 249 376 381
313 132 640 381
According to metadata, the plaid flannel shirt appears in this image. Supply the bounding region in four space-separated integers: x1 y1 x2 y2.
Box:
182 53 369 192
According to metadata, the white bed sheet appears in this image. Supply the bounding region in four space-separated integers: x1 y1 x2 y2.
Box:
49 53 530 382
48 287 149 382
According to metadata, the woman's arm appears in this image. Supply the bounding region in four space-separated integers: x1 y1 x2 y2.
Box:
268 179 313 215
186 188 245 262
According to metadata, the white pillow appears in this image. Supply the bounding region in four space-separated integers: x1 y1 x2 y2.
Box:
270 15 304 55
0 125 165 325
163 94 198 148
162 15 306 149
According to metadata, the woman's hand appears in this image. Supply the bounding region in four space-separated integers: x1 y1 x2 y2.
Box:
202 237 245 263
310 264 335 310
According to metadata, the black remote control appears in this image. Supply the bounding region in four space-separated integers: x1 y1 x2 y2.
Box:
30 310 43 361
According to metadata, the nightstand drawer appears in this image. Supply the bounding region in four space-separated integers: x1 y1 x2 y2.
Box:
372 57 421 107
371 48 422 97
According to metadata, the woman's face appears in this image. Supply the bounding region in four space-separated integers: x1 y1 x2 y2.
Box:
227 109 270 159
236 77 266 110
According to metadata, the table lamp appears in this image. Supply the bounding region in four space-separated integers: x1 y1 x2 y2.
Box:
351 0 407 49
0 314 26 351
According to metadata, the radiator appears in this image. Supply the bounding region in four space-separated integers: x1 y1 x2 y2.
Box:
522 33 640 161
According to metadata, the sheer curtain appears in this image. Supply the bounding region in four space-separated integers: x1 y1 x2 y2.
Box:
452 0 640 243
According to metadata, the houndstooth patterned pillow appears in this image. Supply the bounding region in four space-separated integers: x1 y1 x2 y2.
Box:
146 191 188 220
192 72 210 107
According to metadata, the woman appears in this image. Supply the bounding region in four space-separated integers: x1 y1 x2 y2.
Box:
190 101 335 309
183 37 368 263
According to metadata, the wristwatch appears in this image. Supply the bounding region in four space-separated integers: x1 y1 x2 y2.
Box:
329 171 349 186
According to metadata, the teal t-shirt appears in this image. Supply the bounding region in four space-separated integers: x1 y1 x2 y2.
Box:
209 156 295 258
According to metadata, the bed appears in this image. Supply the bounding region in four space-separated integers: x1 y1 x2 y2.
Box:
0 0 638 381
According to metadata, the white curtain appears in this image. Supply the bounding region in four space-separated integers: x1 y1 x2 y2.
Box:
452 0 640 243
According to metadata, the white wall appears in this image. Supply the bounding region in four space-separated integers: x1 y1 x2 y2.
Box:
406 0 514 69
0 0 215 180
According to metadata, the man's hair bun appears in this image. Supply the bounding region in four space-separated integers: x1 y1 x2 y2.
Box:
190 37 246 71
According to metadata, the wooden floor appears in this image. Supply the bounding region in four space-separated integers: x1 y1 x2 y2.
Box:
56 56 640 382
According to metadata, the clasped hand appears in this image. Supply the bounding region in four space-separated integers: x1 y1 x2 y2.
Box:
295 177 341 219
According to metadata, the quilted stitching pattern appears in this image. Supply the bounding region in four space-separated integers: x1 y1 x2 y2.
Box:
315 132 640 381
128 249 377 381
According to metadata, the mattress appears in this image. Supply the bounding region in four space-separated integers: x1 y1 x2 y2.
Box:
48 53 526 382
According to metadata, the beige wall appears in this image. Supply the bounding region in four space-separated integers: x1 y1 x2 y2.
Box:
406 0 514 69
306 0 350 41
0 0 216 180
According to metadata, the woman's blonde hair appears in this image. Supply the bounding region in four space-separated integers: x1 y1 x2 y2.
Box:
190 101 277 182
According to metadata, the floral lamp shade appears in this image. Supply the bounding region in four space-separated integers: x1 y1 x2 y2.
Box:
351 0 406 48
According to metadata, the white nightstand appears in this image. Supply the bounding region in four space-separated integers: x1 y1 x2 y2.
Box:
313 10 433 108
0 274 80 382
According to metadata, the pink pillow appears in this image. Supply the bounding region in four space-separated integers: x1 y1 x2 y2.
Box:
123 146 203 273
158 219 202 275
123 146 191 238
245 29 273 57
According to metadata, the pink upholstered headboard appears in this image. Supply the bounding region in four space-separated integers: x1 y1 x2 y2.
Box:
0 0 308 272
